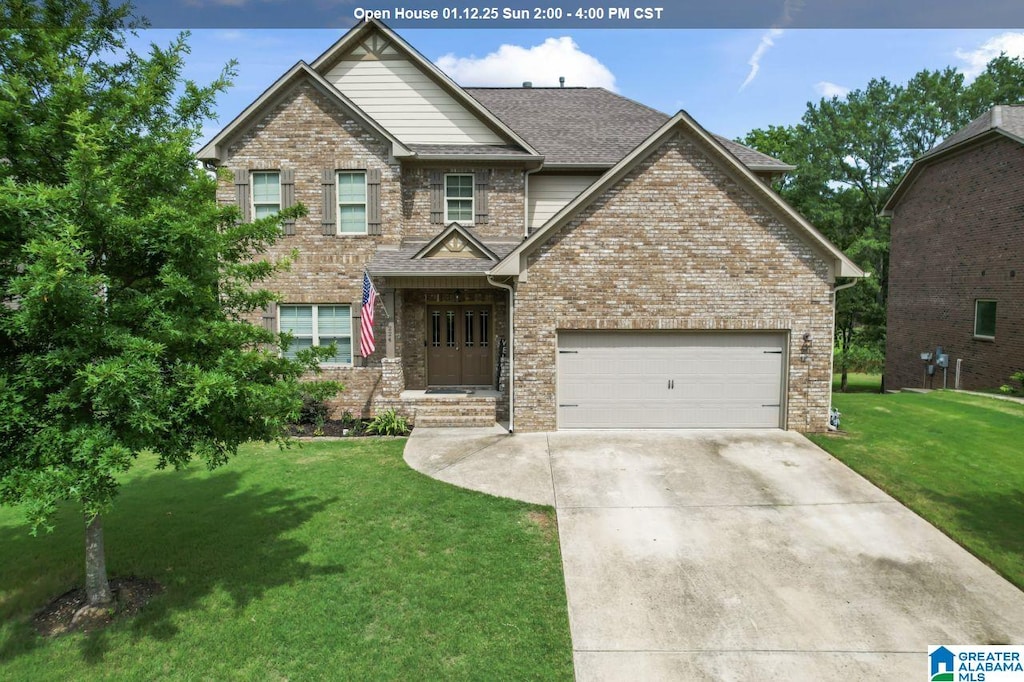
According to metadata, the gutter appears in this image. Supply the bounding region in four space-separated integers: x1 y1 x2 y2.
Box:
486 275 515 433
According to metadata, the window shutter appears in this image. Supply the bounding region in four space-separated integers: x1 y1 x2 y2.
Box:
234 169 251 222
280 169 296 235
429 170 443 224
321 169 336 235
261 301 277 332
366 168 382 235
351 299 363 365
474 170 489 224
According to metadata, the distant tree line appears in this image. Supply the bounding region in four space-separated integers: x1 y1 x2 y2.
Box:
740 56 1024 391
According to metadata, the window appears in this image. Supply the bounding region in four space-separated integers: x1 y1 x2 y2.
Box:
445 174 474 223
974 300 997 339
279 304 352 364
337 171 367 234
252 171 280 219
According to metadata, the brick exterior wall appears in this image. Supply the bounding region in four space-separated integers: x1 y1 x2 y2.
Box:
885 136 1024 391
212 76 840 431
513 133 836 433
401 166 524 240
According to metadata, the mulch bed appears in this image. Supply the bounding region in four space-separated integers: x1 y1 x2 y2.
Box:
286 419 369 438
33 576 164 637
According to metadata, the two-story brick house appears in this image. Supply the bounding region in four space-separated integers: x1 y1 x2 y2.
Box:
883 105 1024 392
198 19 863 432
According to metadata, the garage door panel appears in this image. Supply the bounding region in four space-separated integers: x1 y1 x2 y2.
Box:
557 332 785 429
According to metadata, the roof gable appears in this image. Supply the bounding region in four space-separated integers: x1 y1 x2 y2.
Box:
311 20 539 153
414 223 498 261
884 105 1024 214
490 111 863 281
196 61 410 162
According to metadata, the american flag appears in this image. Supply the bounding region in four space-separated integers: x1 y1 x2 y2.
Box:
360 272 377 357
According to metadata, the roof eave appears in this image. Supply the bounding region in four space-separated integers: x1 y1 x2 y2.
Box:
410 154 544 165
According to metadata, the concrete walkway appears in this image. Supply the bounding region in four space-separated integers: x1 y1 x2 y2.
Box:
404 428 1024 681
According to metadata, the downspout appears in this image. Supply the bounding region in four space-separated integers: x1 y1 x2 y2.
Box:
487 274 515 433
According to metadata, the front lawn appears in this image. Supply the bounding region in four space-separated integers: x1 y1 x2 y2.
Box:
809 391 1024 590
0 439 573 680
831 372 882 393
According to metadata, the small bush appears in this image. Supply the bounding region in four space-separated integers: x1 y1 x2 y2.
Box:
1000 370 1024 396
366 408 410 436
340 411 366 436
834 344 884 374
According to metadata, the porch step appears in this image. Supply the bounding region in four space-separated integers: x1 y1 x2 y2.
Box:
408 396 496 428
416 413 496 428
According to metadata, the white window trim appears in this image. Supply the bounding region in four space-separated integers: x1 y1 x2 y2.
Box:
444 173 474 225
251 170 281 219
337 171 367 235
973 299 997 340
278 304 353 365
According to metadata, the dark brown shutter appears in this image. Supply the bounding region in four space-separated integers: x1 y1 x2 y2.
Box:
321 169 336 235
474 170 489 224
351 299 362 364
429 170 443 224
280 169 296 235
234 169 251 222
261 301 277 332
366 168 382 235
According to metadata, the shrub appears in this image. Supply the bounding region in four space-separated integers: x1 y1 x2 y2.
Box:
366 409 410 436
1000 370 1024 396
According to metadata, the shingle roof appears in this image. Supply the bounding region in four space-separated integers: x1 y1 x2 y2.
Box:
925 105 1024 157
367 237 520 276
465 87 792 171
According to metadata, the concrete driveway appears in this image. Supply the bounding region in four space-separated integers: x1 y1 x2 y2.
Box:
404 428 1024 681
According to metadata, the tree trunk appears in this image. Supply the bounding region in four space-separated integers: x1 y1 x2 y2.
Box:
84 512 113 606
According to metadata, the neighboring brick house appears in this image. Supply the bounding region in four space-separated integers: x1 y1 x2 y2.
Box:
883 105 1024 391
197 19 863 432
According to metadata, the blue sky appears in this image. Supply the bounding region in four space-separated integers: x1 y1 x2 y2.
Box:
128 27 1024 146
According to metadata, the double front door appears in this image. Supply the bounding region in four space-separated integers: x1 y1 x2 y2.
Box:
426 305 493 385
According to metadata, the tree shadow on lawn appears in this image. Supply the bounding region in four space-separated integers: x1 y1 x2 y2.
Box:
0 467 343 665
926 488 1024 590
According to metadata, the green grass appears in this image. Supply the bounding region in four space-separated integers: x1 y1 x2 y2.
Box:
0 439 573 680
809 391 1024 590
831 372 882 393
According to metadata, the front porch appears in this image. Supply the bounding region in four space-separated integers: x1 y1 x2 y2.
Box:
371 283 511 428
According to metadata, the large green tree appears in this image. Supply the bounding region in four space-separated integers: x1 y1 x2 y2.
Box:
741 57 1024 390
0 0 335 615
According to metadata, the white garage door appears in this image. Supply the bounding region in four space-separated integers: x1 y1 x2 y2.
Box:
557 332 786 429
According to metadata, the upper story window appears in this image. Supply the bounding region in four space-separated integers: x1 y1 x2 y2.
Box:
974 300 996 339
279 304 353 365
252 171 281 219
445 174 474 223
337 171 367 234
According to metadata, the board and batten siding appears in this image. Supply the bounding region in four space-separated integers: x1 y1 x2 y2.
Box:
528 174 599 230
327 59 506 145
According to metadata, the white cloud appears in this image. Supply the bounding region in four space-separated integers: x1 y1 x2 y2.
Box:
740 28 783 91
435 37 616 90
815 81 851 98
955 32 1024 80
